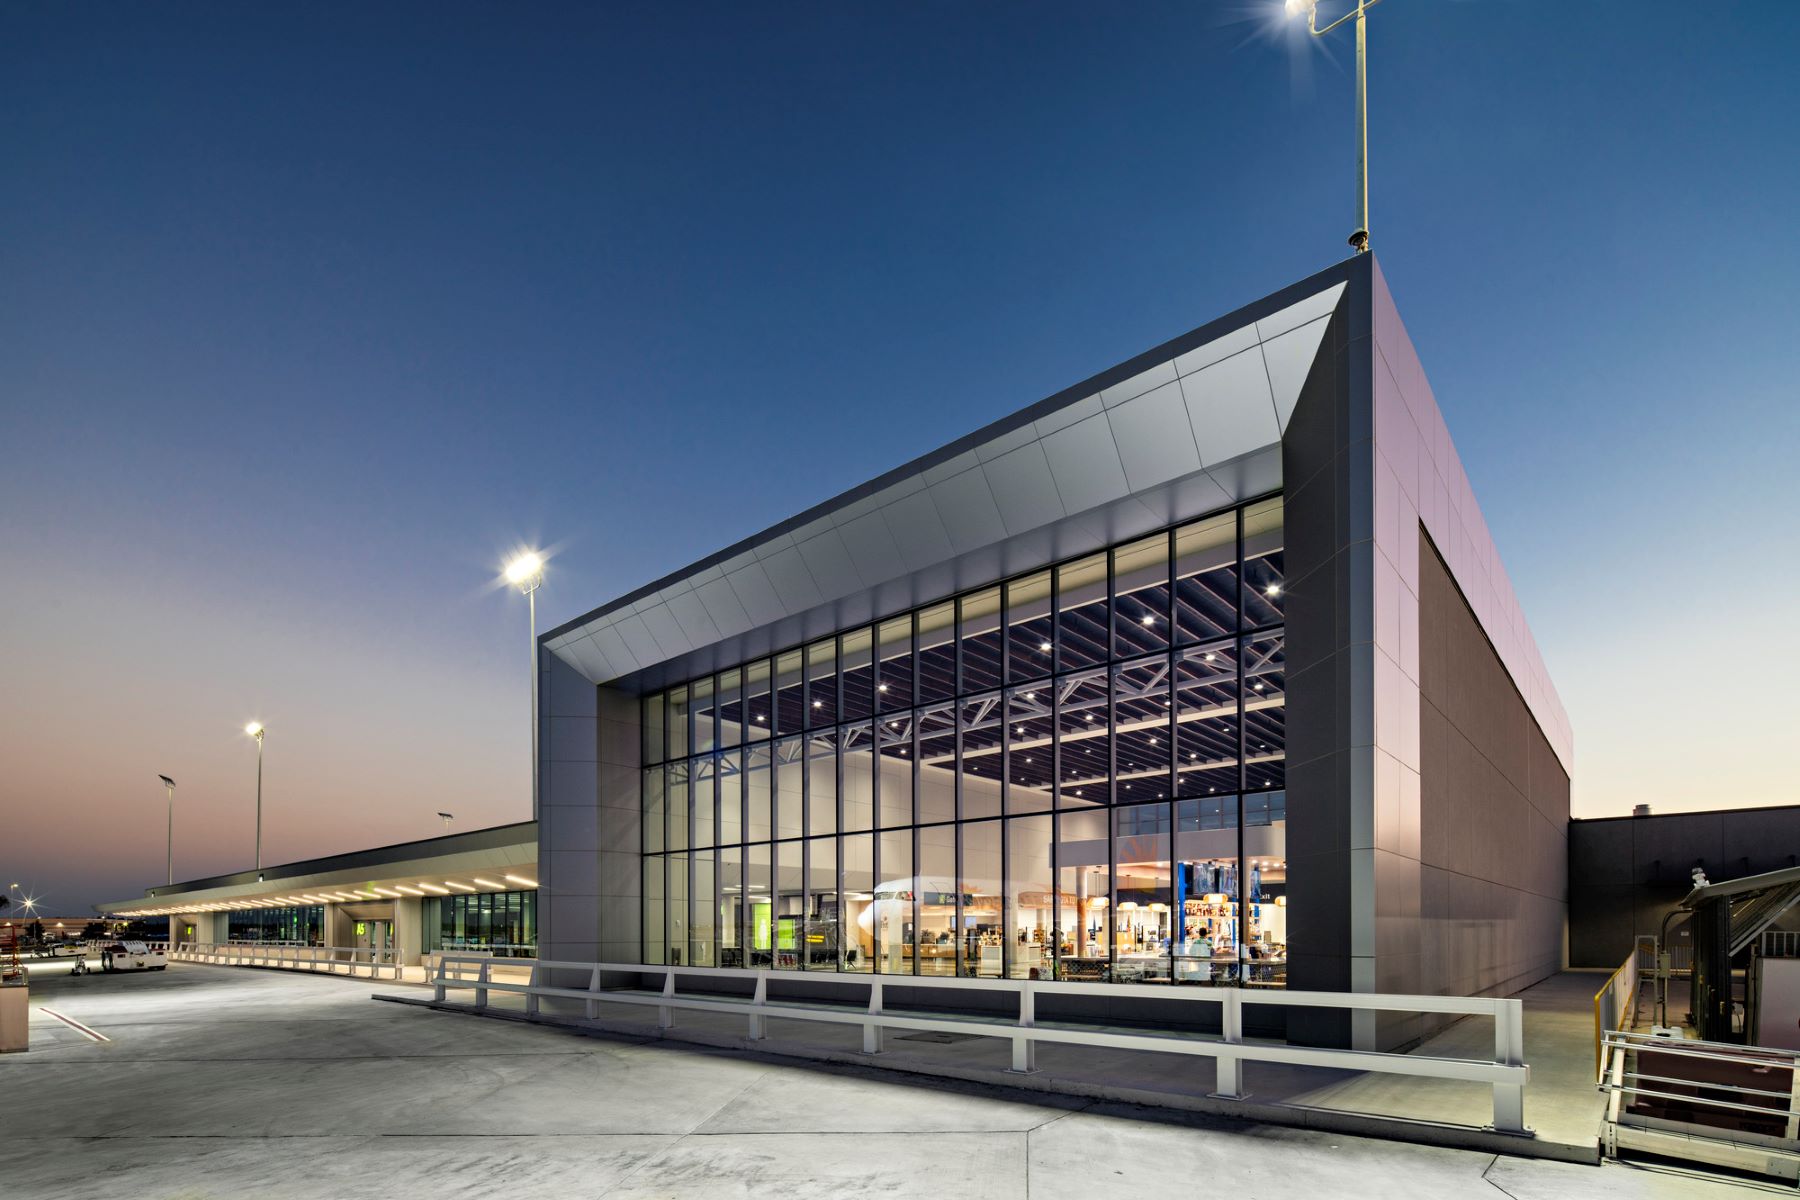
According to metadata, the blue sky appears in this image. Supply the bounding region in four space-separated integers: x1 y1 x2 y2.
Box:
3 3 1796 910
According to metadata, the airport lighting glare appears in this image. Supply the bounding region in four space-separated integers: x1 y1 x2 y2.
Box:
502 547 547 822
244 721 263 737
503 551 544 588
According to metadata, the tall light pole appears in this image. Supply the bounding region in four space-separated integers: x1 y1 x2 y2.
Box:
1286 0 1380 253
244 722 266 869
504 552 546 820
157 775 176 886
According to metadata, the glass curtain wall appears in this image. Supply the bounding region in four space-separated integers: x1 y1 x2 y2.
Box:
423 890 538 957
641 497 1286 986
227 905 324 944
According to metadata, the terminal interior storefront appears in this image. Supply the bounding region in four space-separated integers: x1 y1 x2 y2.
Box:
641 498 1288 987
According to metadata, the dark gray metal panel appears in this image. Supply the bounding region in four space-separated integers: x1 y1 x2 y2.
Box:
1279 264 1362 1041
1566 806 1800 967
1415 530 1569 1001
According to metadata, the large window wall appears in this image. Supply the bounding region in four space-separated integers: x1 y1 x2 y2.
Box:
227 904 323 945
641 497 1287 986
424 889 537 957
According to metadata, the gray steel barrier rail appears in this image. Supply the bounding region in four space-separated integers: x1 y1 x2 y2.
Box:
431 955 1532 1135
173 941 403 980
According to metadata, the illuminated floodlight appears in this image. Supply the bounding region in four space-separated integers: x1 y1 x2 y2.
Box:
503 551 544 591
244 721 264 738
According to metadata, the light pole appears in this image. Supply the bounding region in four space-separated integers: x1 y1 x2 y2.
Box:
157 775 176 886
438 811 455 832
244 722 266 869
504 552 545 821
1286 0 1380 253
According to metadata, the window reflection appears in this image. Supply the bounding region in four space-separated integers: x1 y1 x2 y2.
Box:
841 629 874 723
1241 497 1284 629
806 639 837 727
877 616 914 711
959 587 1003 694
1056 554 1108 672
1005 571 1053 683
1113 534 1171 659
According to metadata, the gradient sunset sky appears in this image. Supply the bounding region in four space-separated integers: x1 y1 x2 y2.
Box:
3 4 1796 913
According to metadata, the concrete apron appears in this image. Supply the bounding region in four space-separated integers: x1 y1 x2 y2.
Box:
375 991 1599 1167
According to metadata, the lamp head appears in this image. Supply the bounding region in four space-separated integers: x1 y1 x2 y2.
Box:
245 721 264 739
503 551 544 592
158 774 175 788
1284 0 1315 17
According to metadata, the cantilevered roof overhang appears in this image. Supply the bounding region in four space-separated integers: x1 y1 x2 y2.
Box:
545 262 1351 691
97 821 538 918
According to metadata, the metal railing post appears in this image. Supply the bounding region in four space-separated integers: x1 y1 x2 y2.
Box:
525 961 542 1016
433 958 448 1002
586 965 601 1020
658 967 676 1029
748 972 767 1040
1012 979 1036 1073
1211 989 1247 1100
475 960 492 1008
1492 998 1528 1134
864 978 883 1055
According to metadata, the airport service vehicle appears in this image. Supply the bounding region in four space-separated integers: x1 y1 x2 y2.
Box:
100 941 166 972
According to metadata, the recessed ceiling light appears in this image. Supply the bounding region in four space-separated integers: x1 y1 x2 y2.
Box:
1024 692 1035 700
878 684 888 692
1204 653 1216 662
1267 584 1281 597
812 700 822 708
1039 641 1051 652
1141 614 1156 625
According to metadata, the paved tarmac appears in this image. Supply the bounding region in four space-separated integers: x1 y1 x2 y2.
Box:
0 963 1769 1199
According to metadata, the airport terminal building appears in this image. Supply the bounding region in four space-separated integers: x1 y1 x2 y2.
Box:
535 256 1573 1049
100 258 1569 1052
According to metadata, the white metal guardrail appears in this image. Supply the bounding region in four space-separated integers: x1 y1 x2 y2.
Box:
173 941 403 980
431 956 1532 1135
